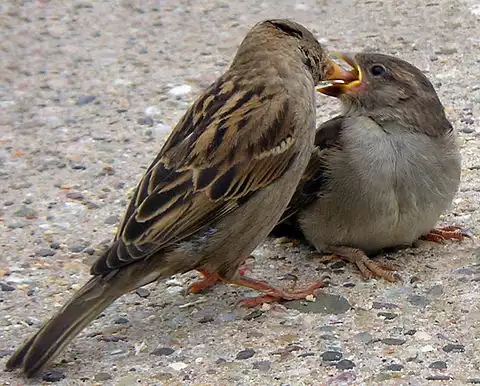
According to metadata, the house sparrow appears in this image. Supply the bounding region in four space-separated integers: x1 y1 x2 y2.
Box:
276 52 463 282
5 19 342 377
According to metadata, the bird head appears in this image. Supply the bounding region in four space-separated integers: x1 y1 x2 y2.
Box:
317 52 450 135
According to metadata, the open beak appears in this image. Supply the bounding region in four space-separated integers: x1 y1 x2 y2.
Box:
319 53 361 97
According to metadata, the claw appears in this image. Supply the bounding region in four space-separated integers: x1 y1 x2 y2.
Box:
235 277 325 308
318 246 402 282
422 226 471 243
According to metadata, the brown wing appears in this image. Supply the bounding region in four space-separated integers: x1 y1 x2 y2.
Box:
277 115 345 224
92 74 299 275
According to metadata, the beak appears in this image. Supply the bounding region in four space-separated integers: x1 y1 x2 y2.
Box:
319 53 361 97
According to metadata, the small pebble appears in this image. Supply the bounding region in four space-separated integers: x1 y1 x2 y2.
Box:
285 292 351 314
151 347 175 356
426 285 444 297
320 350 343 361
434 47 457 55
236 348 256 360
66 191 84 200
7 223 24 229
460 127 475 134
420 344 436 353
42 370 65 382
117 375 139 386
13 206 37 218
145 106 162 118
381 338 406 346
168 362 187 371
4 200 14 206
0 282 15 292
104 215 119 225
94 372 112 381
429 360 447 369
372 301 399 310
426 375 454 381
336 359 355 370
243 309 263 321
50 242 61 249
76 95 96 105
410 276 421 284
85 201 100 209
153 123 172 137
342 281 356 288
415 331 431 340
198 316 214 324
329 260 346 269
298 352 315 358
109 348 129 357
253 360 271 372
138 117 154 126
168 84 192 97
354 332 373 344
469 378 480 384
9 182 32 190
135 288 150 298
407 295 429 307
36 248 56 257
385 363 404 371
442 343 465 353
461 117 475 125
0 349 13 358
454 267 475 275
377 312 398 320
114 317 130 325
69 244 88 253
404 329 417 336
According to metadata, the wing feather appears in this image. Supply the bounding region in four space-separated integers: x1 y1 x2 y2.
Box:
91 74 300 275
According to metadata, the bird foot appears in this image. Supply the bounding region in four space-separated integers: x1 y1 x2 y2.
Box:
318 246 402 282
234 276 325 308
186 257 254 295
187 270 222 294
421 226 470 243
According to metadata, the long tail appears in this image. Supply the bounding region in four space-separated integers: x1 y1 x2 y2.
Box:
5 272 132 378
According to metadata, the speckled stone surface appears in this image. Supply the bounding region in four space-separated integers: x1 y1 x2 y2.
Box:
1 0 480 384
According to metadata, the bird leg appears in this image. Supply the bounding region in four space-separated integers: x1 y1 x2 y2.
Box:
421 226 470 243
232 276 325 308
186 257 254 294
318 246 402 282
186 269 222 294
188 257 324 306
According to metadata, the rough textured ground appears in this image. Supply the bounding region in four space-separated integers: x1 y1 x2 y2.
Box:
1 0 480 385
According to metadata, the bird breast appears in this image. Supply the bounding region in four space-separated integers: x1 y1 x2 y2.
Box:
300 117 461 253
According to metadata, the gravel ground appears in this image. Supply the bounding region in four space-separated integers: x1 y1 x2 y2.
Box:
1 0 480 385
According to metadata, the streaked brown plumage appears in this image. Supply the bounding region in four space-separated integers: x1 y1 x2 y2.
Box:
6 19 336 377
275 52 463 281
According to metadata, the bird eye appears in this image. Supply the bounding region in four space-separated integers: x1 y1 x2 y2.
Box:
370 64 386 76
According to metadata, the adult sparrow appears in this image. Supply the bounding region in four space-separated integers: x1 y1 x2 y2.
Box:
277 52 463 281
6 19 340 377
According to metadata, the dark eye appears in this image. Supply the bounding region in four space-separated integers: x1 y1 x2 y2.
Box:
370 64 386 76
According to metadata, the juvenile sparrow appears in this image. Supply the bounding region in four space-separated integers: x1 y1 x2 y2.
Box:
6 19 340 377
277 52 463 281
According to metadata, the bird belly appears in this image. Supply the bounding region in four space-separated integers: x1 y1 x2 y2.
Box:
299 132 459 254
301 184 433 254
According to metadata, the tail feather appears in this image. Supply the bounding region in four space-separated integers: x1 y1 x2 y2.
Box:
5 274 126 378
